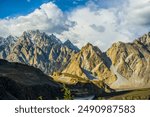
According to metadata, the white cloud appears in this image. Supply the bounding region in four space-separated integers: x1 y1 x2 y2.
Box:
122 0 150 35
58 2 130 50
58 0 150 50
0 2 75 37
0 0 150 51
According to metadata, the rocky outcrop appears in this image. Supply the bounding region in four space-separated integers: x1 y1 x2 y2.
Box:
0 30 79 75
53 32 150 90
107 33 150 89
53 43 116 92
63 43 116 84
0 35 17 59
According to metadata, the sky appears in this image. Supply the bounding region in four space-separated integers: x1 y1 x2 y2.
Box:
0 0 150 51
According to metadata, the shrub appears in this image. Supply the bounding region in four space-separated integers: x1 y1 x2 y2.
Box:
62 84 73 100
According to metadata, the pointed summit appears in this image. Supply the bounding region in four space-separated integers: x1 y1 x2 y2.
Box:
22 30 43 38
57 42 117 86
20 30 62 45
64 39 72 45
64 40 79 52
81 43 96 51
80 43 103 58
106 32 150 89
85 42 93 47
26 29 41 35
138 33 150 45
2 30 78 75
82 43 94 49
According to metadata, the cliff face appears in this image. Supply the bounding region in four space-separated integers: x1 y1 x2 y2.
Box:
107 33 150 89
63 43 116 84
0 30 79 75
53 32 150 90
53 43 116 92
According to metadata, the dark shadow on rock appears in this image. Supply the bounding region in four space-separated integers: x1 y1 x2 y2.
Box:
102 52 112 69
82 68 97 80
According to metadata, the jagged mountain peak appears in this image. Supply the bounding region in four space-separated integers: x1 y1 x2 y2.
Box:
110 41 126 49
106 32 150 89
27 29 41 34
83 42 93 48
49 34 62 44
80 43 102 57
23 29 41 36
110 32 150 49
0 35 16 47
6 35 17 44
0 30 79 75
57 41 117 86
22 30 48 39
132 32 150 52
63 39 79 52
18 30 62 46
82 43 100 50
64 39 72 45
6 35 16 39
136 32 150 45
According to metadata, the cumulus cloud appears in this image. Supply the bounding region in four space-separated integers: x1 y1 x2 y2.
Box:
122 0 150 35
58 0 150 50
0 2 75 37
58 1 130 50
90 24 105 32
0 0 150 51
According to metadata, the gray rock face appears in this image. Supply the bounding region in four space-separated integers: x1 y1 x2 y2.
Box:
0 30 79 75
0 35 17 59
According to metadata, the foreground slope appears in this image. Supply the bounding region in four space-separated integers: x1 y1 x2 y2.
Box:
0 59 63 99
0 59 107 100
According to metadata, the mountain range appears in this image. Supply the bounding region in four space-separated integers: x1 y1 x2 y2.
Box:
0 30 150 93
0 30 79 75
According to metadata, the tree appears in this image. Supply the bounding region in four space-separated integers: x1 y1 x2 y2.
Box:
63 84 73 100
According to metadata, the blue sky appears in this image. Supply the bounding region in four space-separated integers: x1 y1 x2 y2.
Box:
0 0 124 18
0 0 88 18
0 0 150 50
